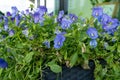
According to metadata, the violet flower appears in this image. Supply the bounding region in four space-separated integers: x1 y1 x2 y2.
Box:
9 30 14 36
54 33 66 49
0 58 8 68
15 14 21 26
90 39 97 48
92 6 103 19
69 13 78 22
86 27 98 39
57 10 64 22
61 17 72 29
11 6 18 18
33 12 40 23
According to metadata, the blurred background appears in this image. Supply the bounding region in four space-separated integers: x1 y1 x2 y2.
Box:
0 0 120 19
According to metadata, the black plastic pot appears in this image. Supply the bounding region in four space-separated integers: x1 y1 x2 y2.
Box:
42 60 95 80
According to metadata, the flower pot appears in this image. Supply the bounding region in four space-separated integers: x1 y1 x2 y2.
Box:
42 60 95 80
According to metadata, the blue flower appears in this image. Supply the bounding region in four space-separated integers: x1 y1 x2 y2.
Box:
57 10 64 22
4 17 9 31
102 18 119 33
22 28 29 37
4 17 8 24
100 14 111 25
86 27 98 39
11 6 18 18
33 12 40 23
90 39 97 48
69 13 78 22
54 33 66 49
25 9 29 15
61 18 72 29
44 41 50 48
40 16 45 25
6 12 11 17
0 58 8 68
9 30 14 36
4 24 8 31
37 6 47 16
15 14 21 26
11 17 15 22
92 6 103 18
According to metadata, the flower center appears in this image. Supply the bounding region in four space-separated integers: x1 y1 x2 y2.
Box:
109 22 112 26
96 13 98 16
58 42 61 45
90 33 94 37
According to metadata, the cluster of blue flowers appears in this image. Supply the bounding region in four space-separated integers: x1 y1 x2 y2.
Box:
92 6 119 34
33 6 47 24
0 6 79 68
0 6 119 69
0 58 8 68
54 11 78 49
87 27 98 48
87 6 119 48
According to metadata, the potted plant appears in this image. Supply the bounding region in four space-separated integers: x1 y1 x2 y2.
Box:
0 6 120 80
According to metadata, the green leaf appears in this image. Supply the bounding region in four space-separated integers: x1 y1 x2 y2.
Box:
117 43 120 53
49 64 62 73
0 69 3 76
16 43 23 48
70 53 78 67
24 52 34 63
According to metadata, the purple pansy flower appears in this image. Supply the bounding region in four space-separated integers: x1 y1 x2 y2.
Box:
11 17 15 22
39 6 47 13
22 28 29 37
69 13 78 22
92 6 103 18
11 6 18 17
6 12 11 17
54 33 66 49
100 14 111 25
44 41 50 48
4 17 9 31
4 24 8 31
102 18 119 32
90 39 97 48
86 27 98 39
40 16 45 22
15 14 21 26
0 58 8 68
9 30 14 36
33 12 40 23
25 9 29 15
4 17 8 24
37 6 47 16
57 10 64 22
61 17 72 29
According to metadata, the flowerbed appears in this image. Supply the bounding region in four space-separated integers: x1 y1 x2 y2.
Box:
0 6 120 80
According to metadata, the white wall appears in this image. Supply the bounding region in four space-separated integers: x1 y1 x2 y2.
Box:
0 0 34 13
46 0 55 13
0 0 55 13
